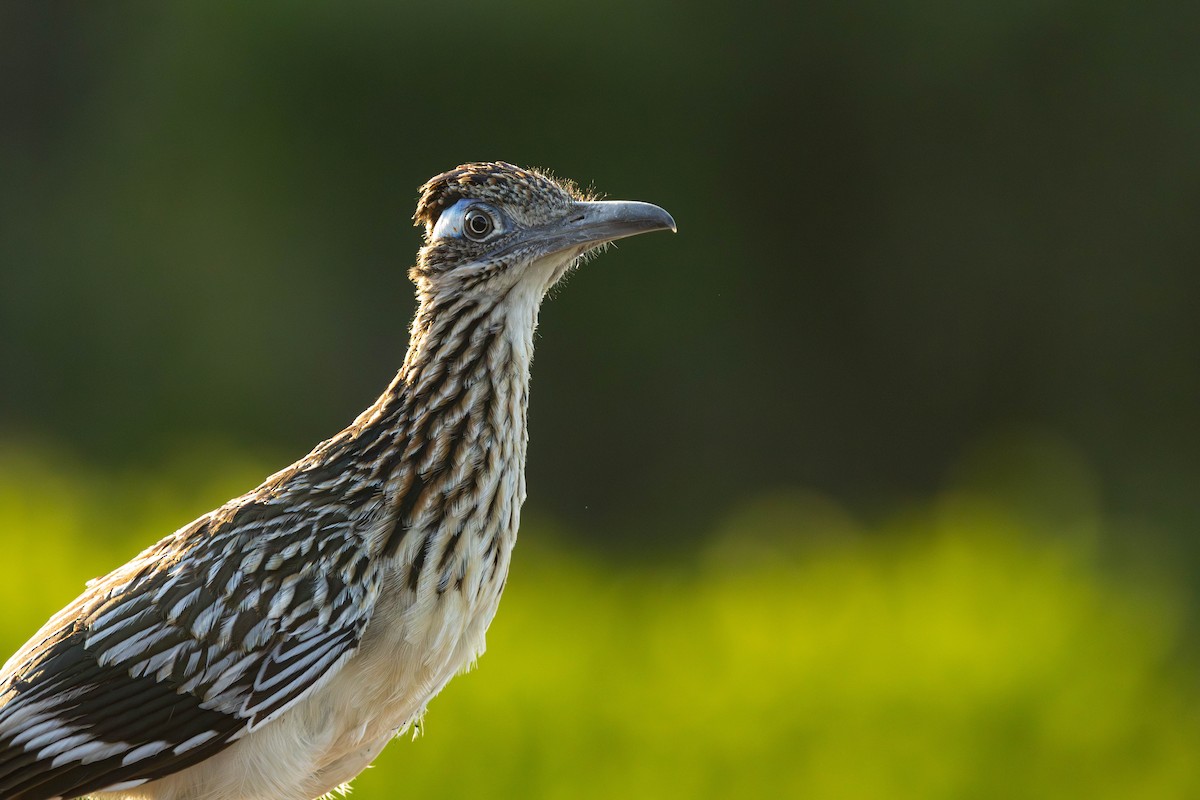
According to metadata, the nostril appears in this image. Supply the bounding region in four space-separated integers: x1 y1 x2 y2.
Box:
569 214 585 223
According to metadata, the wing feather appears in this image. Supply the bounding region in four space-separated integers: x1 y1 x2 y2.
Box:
0 486 383 800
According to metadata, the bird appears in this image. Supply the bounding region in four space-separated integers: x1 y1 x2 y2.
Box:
0 161 675 800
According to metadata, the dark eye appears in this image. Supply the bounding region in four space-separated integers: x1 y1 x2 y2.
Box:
464 208 495 240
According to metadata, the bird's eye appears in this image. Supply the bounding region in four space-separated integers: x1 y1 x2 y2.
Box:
463 208 495 241
429 199 504 242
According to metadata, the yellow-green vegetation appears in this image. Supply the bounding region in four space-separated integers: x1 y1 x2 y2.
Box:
0 449 1196 798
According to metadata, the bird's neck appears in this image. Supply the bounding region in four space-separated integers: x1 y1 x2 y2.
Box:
345 285 540 422
329 284 542 540
400 284 541 390
363 287 540 559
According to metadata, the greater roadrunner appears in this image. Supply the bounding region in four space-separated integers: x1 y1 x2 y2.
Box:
0 162 675 800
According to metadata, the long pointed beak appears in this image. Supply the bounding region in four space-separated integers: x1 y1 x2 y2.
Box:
534 200 676 256
569 200 677 242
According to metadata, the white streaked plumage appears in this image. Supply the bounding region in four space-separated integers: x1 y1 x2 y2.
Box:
0 162 675 800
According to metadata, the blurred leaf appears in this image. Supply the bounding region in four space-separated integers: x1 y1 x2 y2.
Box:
1 450 1196 798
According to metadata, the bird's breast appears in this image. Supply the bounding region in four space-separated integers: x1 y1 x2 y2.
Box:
322 421 527 757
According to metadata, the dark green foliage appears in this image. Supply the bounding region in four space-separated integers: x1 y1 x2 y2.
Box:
1 2 1197 552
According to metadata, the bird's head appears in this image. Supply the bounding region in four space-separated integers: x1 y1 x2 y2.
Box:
411 162 675 303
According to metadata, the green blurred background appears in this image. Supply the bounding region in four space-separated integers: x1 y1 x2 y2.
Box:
2 2 1199 797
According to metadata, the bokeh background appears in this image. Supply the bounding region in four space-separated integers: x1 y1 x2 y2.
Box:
2 2 1199 797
